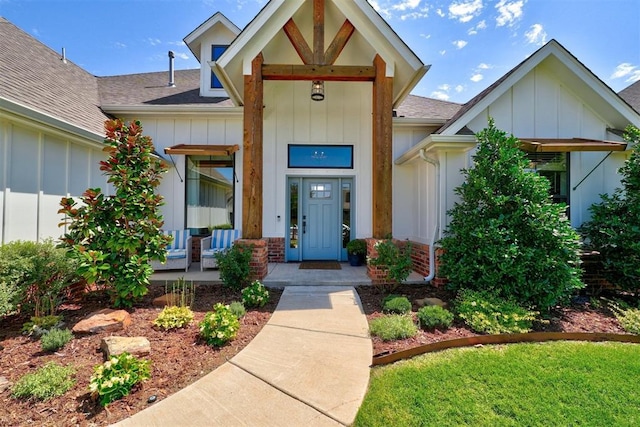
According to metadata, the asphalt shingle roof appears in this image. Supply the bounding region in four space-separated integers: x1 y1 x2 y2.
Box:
619 80 640 114
0 17 109 136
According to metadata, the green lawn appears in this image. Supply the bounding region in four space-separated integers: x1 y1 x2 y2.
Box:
355 341 640 426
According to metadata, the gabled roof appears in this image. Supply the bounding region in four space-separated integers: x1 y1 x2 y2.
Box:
0 17 109 137
437 39 640 135
395 95 461 121
184 12 241 62
214 0 428 108
619 80 640 114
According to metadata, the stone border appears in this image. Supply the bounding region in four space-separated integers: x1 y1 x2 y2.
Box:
372 332 640 366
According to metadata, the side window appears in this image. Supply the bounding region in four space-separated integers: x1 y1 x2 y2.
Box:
211 45 227 89
526 152 568 204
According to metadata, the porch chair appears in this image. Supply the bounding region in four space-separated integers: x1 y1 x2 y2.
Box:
200 229 241 271
151 229 192 272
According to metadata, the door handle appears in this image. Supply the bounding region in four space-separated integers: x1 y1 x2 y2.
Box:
303 221 306 234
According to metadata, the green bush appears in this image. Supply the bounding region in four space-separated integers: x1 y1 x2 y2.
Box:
40 328 73 352
382 295 412 314
346 239 367 256
199 303 240 346
368 239 413 286
22 315 64 337
0 240 80 317
439 119 584 311
369 315 418 341
455 289 539 334
153 306 194 330
11 362 75 401
59 119 170 308
241 280 269 308
211 223 233 230
229 301 246 318
417 305 454 330
215 244 253 291
611 304 640 335
581 125 640 294
89 352 151 406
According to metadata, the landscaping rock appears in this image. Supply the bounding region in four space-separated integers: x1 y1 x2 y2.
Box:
101 336 150 358
0 376 11 393
415 297 448 309
152 293 179 307
72 309 131 334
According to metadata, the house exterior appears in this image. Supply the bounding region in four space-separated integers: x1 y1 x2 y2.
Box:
1 0 639 282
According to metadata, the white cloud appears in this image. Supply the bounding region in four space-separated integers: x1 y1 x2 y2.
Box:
495 0 525 27
477 63 492 70
611 63 640 82
468 19 487 35
436 8 445 17
524 24 547 45
175 52 190 60
420 33 431 39
431 90 450 100
439 84 451 91
470 73 484 82
439 50 447 55
455 84 465 93
147 38 161 46
392 0 422 11
168 40 186 46
367 0 428 20
449 0 483 23
453 40 468 49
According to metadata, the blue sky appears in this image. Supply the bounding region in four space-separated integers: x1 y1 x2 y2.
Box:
1 0 639 104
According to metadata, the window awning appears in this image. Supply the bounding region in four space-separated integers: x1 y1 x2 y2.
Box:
164 144 239 156
519 138 627 153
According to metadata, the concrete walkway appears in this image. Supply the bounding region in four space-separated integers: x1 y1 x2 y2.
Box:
113 286 372 427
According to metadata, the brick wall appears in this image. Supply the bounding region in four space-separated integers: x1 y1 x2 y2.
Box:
266 237 285 263
237 239 268 281
191 236 204 263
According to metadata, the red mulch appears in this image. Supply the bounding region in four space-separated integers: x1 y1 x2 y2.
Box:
355 284 628 358
0 282 631 426
0 284 282 427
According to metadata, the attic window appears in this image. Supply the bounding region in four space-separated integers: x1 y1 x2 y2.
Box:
211 45 227 89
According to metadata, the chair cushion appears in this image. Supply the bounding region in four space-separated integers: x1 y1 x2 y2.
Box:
166 249 187 259
201 248 225 258
210 229 240 249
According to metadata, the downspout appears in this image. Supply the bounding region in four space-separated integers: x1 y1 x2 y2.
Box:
419 148 440 282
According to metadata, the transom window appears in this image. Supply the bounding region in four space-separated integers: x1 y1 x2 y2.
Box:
288 145 353 169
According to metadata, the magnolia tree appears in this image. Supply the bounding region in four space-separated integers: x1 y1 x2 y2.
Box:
580 125 640 295
59 119 171 307
439 119 584 311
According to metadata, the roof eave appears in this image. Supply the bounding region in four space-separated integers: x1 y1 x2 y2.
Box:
395 134 477 165
101 104 244 117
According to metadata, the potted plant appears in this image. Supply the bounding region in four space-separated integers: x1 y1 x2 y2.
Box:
346 239 367 266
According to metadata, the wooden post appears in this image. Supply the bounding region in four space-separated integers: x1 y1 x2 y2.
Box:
242 54 264 239
372 54 393 238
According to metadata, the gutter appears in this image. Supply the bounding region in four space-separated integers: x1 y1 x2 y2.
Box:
418 148 440 283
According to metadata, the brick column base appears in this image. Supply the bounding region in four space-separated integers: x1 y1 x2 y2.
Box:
366 238 393 286
266 237 285 263
237 239 268 281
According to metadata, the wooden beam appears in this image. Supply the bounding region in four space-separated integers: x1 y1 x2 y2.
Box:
242 54 264 239
313 0 325 64
372 54 393 239
164 144 239 156
324 20 355 65
283 19 313 65
262 64 375 81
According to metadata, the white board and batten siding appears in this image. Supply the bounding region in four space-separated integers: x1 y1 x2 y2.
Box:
461 66 628 228
0 119 108 245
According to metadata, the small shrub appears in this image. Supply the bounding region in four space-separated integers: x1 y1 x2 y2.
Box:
89 352 151 406
40 328 73 352
162 277 195 308
369 315 418 341
0 280 20 317
215 244 253 291
455 289 539 334
153 306 194 330
241 281 269 308
382 296 412 314
417 305 454 330
229 301 246 318
11 362 75 401
346 239 367 256
211 223 233 230
199 303 240 347
22 315 64 337
368 239 413 286
611 305 640 335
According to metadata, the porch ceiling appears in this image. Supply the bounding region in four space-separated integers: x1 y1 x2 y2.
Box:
164 144 240 156
519 138 628 152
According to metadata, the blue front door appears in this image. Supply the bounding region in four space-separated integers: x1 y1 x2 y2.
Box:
301 178 340 260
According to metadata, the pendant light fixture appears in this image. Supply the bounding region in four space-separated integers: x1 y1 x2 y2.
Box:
311 80 325 101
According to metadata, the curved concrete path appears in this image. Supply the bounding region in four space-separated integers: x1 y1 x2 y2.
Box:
113 286 372 427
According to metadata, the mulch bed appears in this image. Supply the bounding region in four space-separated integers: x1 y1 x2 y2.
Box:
0 284 282 427
355 284 629 358
0 282 632 426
